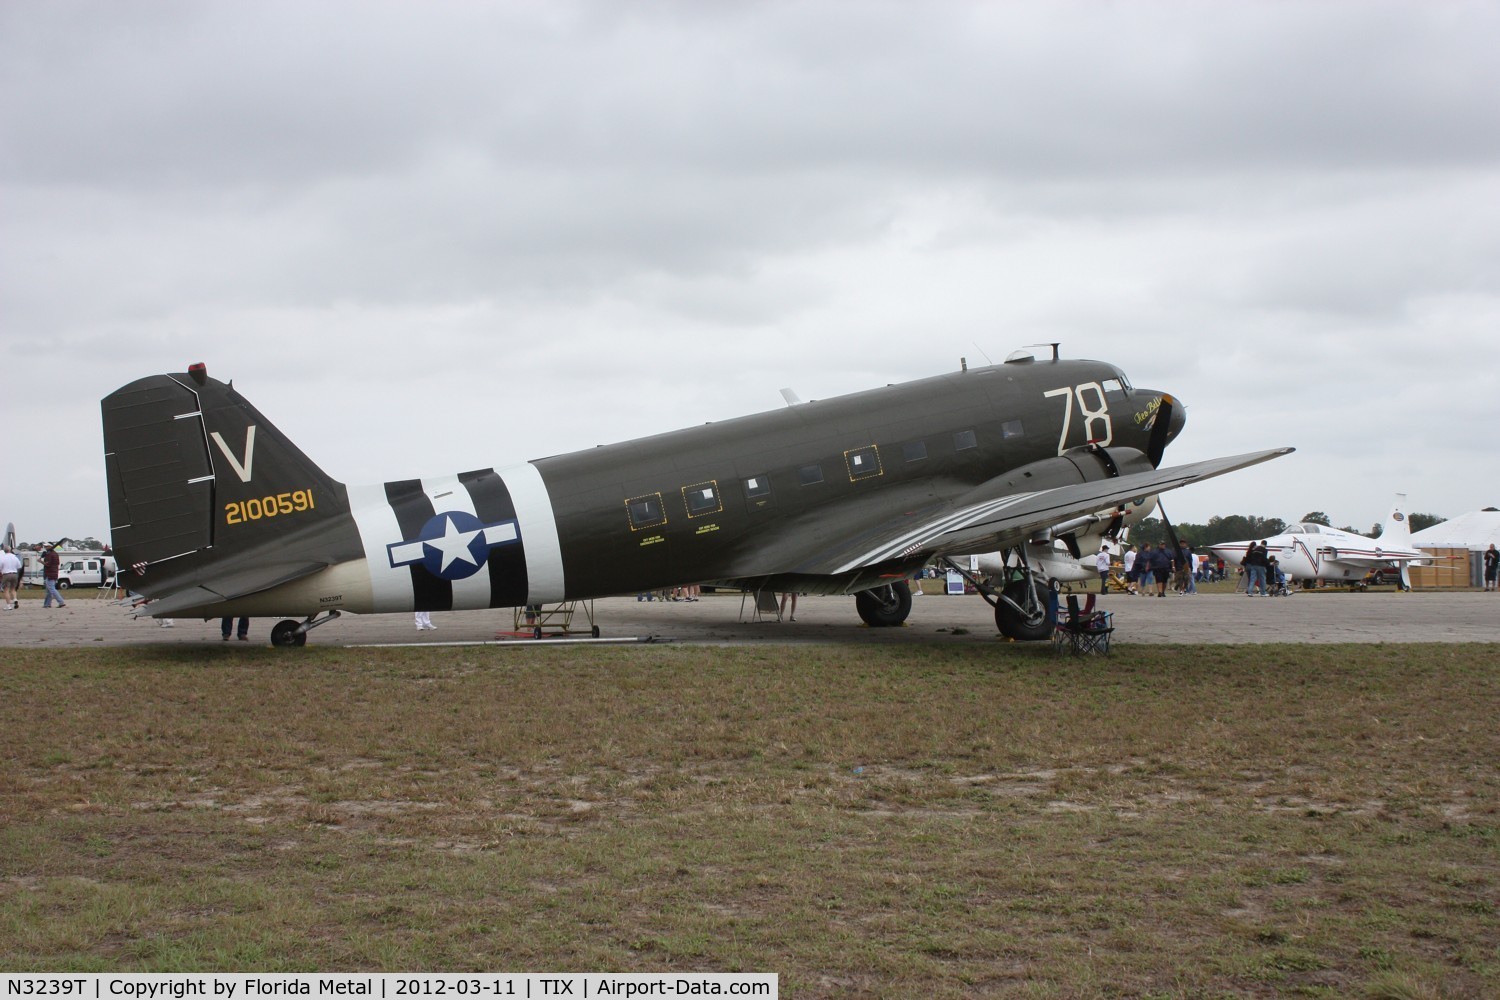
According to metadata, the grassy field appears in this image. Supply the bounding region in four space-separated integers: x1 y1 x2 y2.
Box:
1 643 1496 997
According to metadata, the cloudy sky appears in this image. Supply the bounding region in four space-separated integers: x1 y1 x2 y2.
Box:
4 0 1498 544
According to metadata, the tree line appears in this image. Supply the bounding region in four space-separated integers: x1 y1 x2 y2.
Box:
1129 511 1446 549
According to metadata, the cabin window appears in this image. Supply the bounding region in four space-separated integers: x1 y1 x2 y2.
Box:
953 429 977 451
902 440 927 463
798 464 825 486
844 445 882 482
683 481 722 518
1001 419 1024 440
744 475 771 499
625 493 667 531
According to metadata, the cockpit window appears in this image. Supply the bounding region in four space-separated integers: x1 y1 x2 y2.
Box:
1101 378 1124 395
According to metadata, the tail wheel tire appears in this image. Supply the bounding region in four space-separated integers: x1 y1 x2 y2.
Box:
270 620 306 647
855 580 912 627
995 579 1052 641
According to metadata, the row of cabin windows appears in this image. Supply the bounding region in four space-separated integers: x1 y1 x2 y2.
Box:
624 421 1024 531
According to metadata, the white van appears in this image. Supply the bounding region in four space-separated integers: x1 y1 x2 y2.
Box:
24 554 116 589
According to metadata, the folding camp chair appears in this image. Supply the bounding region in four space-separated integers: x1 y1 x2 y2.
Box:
1052 594 1113 655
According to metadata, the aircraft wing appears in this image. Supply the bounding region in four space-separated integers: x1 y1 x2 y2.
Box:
799 447 1293 577
1317 552 1426 564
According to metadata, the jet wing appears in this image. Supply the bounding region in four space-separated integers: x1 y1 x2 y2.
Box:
794 447 1293 577
1316 552 1425 564
129 560 330 617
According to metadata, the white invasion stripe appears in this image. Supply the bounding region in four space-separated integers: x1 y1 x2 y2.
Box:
423 474 491 611
347 481 412 613
838 494 1031 570
502 461 566 604
833 492 1038 574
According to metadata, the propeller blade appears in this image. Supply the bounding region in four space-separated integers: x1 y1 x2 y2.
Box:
1157 499 1184 566
1146 394 1176 468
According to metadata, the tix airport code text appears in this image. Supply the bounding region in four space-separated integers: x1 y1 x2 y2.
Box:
2 977 776 1000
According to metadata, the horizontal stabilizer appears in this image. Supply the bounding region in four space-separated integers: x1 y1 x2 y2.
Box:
132 560 331 617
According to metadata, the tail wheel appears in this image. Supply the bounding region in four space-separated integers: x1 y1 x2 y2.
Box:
270 619 306 647
855 581 912 627
995 578 1051 641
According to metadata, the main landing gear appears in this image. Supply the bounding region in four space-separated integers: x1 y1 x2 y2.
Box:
940 556 1053 642
993 576 1052 642
270 610 342 647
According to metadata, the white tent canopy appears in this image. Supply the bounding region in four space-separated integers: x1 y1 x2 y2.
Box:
1409 508 1500 551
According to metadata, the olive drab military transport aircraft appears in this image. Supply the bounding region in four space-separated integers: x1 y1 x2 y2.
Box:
101 351 1292 646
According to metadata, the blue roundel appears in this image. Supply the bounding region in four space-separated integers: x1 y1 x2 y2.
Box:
417 510 492 580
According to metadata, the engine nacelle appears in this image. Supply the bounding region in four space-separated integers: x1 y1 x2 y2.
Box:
962 445 1160 582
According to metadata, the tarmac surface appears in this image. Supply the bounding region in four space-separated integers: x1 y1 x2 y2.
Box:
1 585 1496 648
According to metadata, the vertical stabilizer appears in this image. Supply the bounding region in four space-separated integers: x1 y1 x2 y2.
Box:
1381 493 1411 546
101 367 362 603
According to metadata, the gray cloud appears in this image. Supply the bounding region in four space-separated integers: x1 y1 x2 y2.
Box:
3 0 1498 541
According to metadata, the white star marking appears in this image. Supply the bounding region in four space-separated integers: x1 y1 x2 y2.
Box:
423 514 483 572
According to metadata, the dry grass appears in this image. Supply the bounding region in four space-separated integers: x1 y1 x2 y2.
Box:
2 643 1497 997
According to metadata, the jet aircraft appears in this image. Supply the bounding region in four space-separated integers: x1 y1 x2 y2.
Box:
101 351 1291 645
1209 495 1424 589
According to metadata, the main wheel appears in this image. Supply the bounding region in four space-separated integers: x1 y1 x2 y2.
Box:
855 580 912 627
270 619 306 647
995 578 1051 641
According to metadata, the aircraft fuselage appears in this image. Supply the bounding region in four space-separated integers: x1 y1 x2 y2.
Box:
187 358 1174 617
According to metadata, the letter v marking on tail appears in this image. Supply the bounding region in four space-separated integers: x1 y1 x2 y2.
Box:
210 425 257 483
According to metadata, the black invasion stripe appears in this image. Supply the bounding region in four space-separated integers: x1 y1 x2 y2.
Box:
384 479 452 612
459 468 529 608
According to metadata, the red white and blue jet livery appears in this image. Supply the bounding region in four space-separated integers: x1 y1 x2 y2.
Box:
1209 495 1425 589
101 352 1292 645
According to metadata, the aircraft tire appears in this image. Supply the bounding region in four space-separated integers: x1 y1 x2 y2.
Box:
995 579 1051 642
855 580 912 627
270 619 306 647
